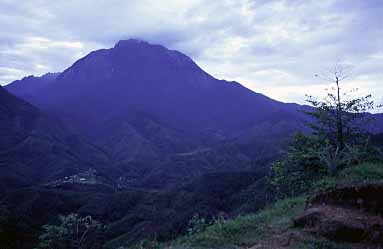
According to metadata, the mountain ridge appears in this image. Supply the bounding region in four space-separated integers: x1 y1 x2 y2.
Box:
2 40 383 248
4 39 383 188
6 39 303 129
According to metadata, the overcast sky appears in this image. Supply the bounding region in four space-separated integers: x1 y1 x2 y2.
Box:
0 0 382 106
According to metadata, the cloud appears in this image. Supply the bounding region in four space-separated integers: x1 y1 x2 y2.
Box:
0 0 382 106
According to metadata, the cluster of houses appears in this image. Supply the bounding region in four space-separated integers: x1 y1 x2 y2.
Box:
46 168 98 187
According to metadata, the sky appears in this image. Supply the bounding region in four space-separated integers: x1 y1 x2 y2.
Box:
0 0 382 107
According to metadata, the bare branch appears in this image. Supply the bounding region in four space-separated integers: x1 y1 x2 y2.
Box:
315 63 354 84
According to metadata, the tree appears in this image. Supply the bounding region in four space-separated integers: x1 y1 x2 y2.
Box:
36 213 103 249
272 64 380 196
308 64 375 150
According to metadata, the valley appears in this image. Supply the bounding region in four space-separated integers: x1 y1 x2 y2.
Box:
1 40 382 248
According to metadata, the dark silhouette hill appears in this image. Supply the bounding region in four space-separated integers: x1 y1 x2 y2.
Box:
2 40 383 248
0 86 117 194
5 39 383 187
0 171 271 248
7 39 299 135
5 40 309 186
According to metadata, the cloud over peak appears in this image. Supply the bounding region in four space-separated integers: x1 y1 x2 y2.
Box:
1 0 382 105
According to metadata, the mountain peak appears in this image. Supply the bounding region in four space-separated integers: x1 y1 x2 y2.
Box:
114 39 151 49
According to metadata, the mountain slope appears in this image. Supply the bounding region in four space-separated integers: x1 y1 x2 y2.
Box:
0 170 271 249
7 39 382 188
5 40 308 186
150 163 383 249
0 86 116 194
7 40 302 137
5 72 58 100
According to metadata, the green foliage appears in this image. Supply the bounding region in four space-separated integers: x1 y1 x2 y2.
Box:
272 67 381 197
36 213 103 249
134 240 161 249
340 162 383 180
293 237 350 249
186 214 213 236
316 138 379 174
186 213 229 237
115 239 162 249
169 197 306 249
305 92 374 149
157 162 383 249
272 132 382 196
271 133 328 196
313 163 383 191
308 64 375 149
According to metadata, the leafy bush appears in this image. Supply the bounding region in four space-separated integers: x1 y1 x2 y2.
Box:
186 214 212 236
313 162 383 191
171 197 306 249
273 68 381 197
271 132 380 197
271 133 327 196
36 213 103 249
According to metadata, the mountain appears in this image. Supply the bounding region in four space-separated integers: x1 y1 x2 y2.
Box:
0 85 117 194
0 170 272 248
7 40 302 135
6 39 383 187
2 40 383 248
5 39 309 186
5 72 59 100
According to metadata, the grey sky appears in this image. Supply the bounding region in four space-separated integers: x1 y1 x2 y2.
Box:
0 0 382 106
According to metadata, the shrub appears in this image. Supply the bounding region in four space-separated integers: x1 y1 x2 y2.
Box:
186 214 212 236
271 133 327 196
36 213 103 249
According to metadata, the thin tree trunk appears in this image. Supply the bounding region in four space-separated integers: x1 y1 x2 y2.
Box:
336 77 344 149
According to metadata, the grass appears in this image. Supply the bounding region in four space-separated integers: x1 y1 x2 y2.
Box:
313 162 383 191
126 163 383 249
164 196 306 249
292 237 351 249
